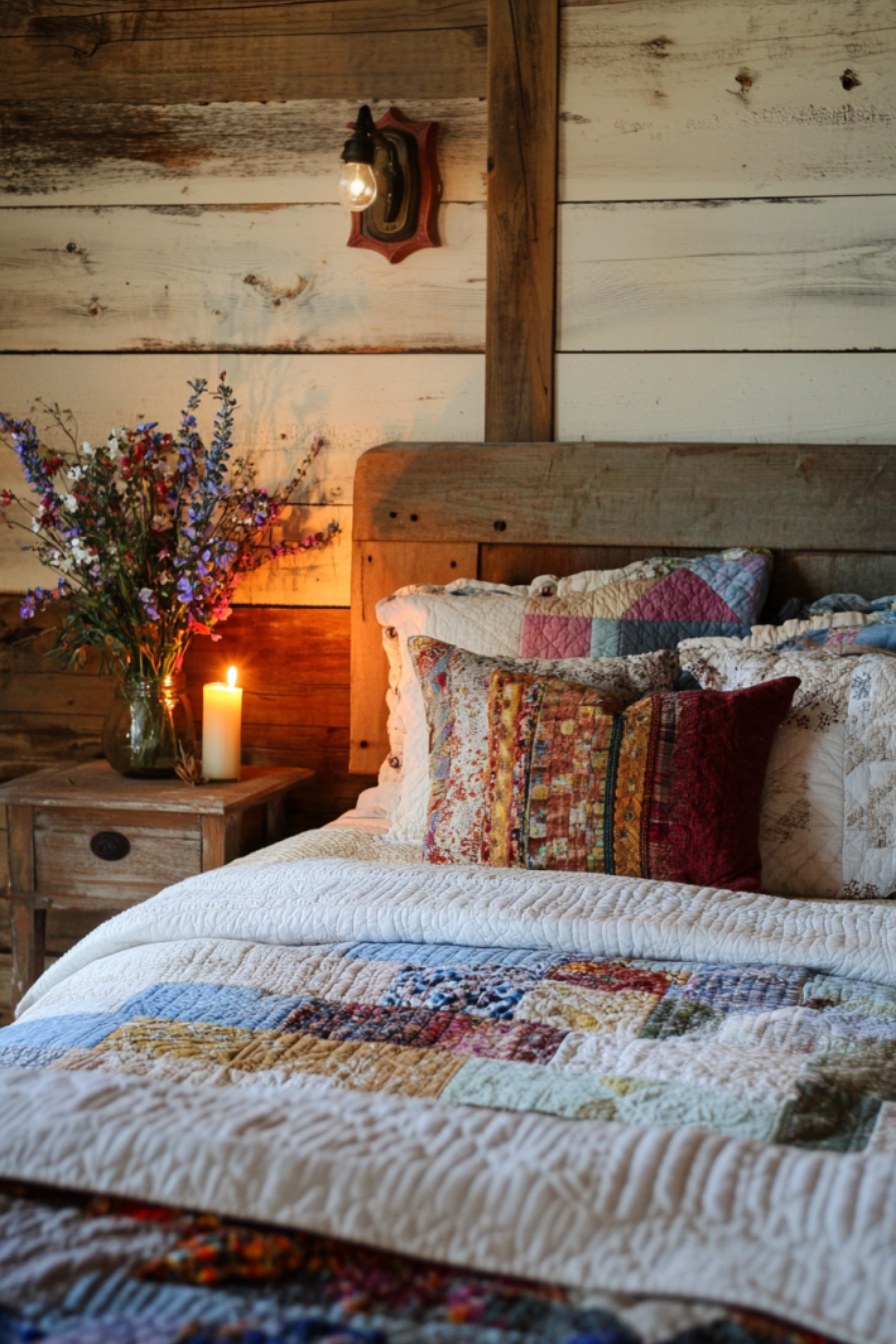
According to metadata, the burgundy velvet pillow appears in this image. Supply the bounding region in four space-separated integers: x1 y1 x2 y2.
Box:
483 672 800 892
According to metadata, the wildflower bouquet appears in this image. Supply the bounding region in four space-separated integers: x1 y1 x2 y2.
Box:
0 374 339 681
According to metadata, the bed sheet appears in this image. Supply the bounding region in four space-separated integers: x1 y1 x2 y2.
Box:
1 823 894 1344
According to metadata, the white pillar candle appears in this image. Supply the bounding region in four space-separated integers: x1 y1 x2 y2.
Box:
202 666 243 781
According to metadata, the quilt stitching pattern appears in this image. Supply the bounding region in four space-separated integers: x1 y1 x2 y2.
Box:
4 946 894 1155
0 1179 851 1344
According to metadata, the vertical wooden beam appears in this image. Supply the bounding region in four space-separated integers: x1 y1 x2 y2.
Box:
485 0 559 441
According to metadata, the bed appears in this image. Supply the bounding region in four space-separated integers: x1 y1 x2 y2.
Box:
1 440 895 1344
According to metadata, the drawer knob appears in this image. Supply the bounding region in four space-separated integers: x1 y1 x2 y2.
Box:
90 830 131 862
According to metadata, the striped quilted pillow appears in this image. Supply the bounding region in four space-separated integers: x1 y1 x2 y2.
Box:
483 670 799 892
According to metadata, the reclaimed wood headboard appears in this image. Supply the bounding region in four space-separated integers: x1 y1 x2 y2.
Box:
349 441 896 773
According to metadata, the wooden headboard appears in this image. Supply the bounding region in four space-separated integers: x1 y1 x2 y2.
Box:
350 441 896 773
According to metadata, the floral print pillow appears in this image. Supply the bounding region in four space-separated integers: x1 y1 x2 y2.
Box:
409 636 678 865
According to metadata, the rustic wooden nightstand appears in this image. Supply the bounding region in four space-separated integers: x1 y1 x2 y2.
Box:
0 759 312 1011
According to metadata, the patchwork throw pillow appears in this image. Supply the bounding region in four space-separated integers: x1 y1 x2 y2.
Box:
678 644 896 899
520 549 772 659
409 636 679 863
482 671 799 892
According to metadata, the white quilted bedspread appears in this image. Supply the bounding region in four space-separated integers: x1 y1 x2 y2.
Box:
2 825 895 1344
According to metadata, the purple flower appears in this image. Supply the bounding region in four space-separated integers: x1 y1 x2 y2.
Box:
1 374 337 678
138 587 161 621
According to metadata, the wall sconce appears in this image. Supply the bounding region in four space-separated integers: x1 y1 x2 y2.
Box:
338 104 441 264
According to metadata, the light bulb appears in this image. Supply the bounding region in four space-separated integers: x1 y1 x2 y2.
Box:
338 160 378 212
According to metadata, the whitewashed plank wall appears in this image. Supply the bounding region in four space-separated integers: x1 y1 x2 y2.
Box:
0 93 487 605
561 1 896 200
556 0 896 451
1 1 894 610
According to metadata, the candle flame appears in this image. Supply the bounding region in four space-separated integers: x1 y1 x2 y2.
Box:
226 666 238 689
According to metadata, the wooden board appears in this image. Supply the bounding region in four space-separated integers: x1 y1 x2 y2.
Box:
561 0 896 200
559 197 896 352
349 439 896 772
0 205 486 354
485 0 559 440
555 353 896 445
0 2 487 103
0 98 487 206
351 441 895 550
350 539 478 772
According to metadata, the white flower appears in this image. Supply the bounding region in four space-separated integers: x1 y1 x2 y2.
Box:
70 536 92 565
62 493 78 510
82 440 94 456
31 516 40 532
67 464 84 482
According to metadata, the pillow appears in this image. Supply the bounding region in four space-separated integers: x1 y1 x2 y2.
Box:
376 582 531 840
410 637 679 860
481 671 798 891
679 610 891 654
773 623 896 653
520 549 772 659
678 644 896 900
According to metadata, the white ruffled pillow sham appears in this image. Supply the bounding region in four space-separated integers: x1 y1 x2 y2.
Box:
375 581 530 843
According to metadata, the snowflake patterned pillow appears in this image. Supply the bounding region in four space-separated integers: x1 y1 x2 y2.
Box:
678 645 896 899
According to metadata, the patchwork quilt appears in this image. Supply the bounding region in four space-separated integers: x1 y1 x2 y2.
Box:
1 825 894 1344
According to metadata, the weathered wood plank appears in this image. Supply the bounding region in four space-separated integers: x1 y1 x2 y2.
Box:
0 352 485 603
559 197 896 352
0 204 486 354
0 99 487 207
561 0 896 200
485 0 559 440
0 952 13 1026
555 353 896 444
350 538 479 773
766 552 896 614
351 441 896 552
0 2 488 103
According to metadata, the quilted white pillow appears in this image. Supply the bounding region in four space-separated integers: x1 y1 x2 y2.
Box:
376 581 530 841
678 643 896 899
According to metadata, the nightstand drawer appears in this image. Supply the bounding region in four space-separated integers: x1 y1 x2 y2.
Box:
34 807 202 901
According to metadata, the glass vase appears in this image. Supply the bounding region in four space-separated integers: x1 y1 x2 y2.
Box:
102 672 195 779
